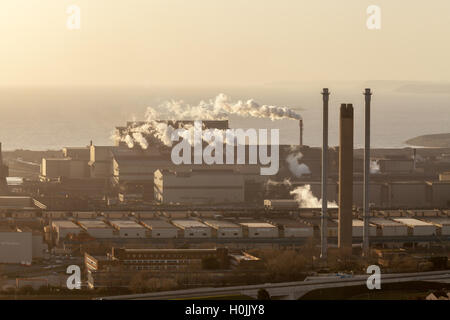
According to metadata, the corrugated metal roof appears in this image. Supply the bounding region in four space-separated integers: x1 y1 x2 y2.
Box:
393 218 435 227
110 220 144 229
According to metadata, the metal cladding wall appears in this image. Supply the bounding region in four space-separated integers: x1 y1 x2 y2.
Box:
0 232 32 264
338 104 354 253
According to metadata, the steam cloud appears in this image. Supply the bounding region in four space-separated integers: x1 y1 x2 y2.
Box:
290 185 338 208
370 160 380 174
115 93 302 149
286 152 311 177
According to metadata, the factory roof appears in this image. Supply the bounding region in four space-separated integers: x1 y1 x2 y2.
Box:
109 220 144 229
141 219 177 229
78 220 111 229
422 218 450 226
203 220 241 229
350 219 376 227
171 219 209 229
267 218 312 228
393 218 435 227
52 221 81 229
239 222 277 228
0 196 36 209
370 218 406 227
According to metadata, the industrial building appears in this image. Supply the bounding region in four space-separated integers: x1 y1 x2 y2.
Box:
268 218 314 238
171 219 211 238
349 219 377 237
393 218 437 236
85 247 230 288
154 169 245 204
40 158 89 180
377 158 414 174
51 220 82 242
0 228 46 264
239 221 278 238
429 181 450 207
423 217 450 235
203 220 243 238
109 220 146 238
78 220 115 238
141 219 178 238
388 182 430 208
369 218 408 236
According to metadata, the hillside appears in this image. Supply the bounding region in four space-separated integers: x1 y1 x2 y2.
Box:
406 133 450 148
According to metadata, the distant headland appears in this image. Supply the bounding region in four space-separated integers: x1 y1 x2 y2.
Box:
406 133 450 148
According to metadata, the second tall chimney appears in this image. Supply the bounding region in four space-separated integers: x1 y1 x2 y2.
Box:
338 104 354 255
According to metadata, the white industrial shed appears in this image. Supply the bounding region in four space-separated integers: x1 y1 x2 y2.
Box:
52 221 82 241
349 219 377 237
78 220 114 238
109 220 146 238
203 220 243 238
141 219 178 238
171 219 211 238
268 219 313 238
369 218 408 237
423 218 450 235
0 229 33 264
239 222 278 238
393 218 436 236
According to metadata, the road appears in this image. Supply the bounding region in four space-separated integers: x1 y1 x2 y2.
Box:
98 269 450 300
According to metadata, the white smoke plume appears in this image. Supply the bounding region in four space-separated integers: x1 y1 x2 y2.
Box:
370 160 380 174
266 178 292 187
290 185 338 208
286 152 311 177
115 93 302 149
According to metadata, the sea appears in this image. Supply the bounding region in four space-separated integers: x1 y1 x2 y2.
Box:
0 81 449 151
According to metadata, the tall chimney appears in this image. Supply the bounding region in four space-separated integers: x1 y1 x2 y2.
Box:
338 104 353 255
320 88 330 260
363 89 372 256
0 142 8 195
299 119 304 146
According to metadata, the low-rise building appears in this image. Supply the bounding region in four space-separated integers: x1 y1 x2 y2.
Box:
171 219 211 238
109 220 146 238
239 221 278 238
393 218 436 236
78 220 115 238
369 218 408 236
154 169 245 204
141 219 178 238
51 221 82 242
203 220 243 238
267 218 313 238
422 217 450 236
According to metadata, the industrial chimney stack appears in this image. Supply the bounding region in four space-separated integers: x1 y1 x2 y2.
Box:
338 104 354 255
299 119 304 146
320 88 330 260
363 89 372 256
0 142 8 195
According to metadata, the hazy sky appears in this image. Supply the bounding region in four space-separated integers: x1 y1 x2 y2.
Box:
1 0 450 86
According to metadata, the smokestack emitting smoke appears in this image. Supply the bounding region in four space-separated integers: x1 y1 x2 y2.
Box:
115 94 302 149
338 103 354 255
299 119 303 146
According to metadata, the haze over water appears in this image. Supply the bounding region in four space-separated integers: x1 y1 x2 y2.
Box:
0 82 449 151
